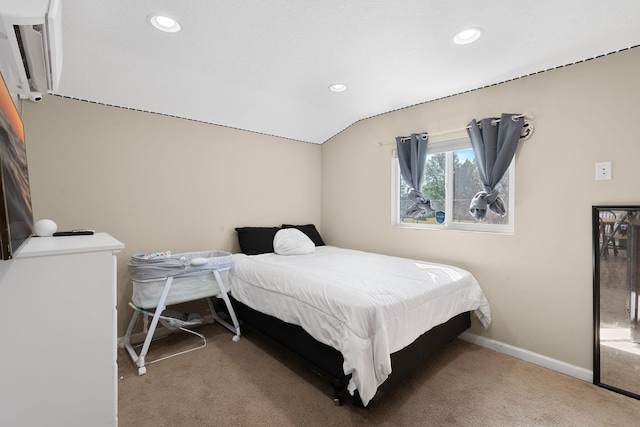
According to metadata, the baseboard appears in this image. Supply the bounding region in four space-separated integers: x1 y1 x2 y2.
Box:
459 332 593 383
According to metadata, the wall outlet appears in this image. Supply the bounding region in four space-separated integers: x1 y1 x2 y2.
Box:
595 161 612 180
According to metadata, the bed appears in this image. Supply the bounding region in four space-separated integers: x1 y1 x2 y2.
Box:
227 225 491 406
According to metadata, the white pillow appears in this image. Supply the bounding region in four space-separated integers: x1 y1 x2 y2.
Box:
273 228 315 255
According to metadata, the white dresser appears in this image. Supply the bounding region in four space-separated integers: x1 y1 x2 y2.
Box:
0 233 124 427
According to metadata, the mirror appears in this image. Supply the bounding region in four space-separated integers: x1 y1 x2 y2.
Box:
593 205 640 399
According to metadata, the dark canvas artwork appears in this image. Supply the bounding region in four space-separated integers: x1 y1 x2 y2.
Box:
0 72 33 259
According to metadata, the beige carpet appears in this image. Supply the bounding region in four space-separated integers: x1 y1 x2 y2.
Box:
117 324 640 426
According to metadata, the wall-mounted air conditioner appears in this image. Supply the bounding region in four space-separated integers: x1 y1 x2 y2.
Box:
0 0 62 102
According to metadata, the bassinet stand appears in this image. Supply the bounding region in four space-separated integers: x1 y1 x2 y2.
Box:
124 267 240 375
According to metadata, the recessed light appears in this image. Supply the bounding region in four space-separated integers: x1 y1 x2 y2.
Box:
329 83 347 93
453 28 482 45
149 14 181 33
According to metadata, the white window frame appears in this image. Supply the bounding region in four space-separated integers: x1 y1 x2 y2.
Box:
391 137 515 234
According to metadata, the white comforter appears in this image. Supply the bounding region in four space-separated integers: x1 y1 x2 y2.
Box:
228 246 491 406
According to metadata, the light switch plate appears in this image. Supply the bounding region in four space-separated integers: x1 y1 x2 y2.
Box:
596 161 612 180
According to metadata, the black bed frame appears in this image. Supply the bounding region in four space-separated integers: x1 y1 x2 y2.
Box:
228 296 471 406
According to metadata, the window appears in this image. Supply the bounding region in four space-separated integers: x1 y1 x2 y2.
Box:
392 137 514 233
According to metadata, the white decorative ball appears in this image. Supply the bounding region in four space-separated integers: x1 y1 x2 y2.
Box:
33 219 58 237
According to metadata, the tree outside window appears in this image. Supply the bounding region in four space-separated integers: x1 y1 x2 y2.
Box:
396 143 512 232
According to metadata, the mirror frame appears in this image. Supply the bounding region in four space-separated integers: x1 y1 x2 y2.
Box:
592 204 640 399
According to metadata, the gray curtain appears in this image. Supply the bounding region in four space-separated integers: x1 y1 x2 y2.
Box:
396 133 432 218
467 113 524 220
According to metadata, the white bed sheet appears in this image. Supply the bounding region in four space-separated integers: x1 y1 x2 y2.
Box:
228 246 491 406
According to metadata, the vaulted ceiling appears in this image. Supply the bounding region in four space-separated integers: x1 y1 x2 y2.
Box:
50 1 640 143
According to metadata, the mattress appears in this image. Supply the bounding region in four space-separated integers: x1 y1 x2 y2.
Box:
228 246 491 406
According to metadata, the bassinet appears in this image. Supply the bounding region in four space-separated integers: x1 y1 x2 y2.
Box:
129 250 232 308
124 250 240 375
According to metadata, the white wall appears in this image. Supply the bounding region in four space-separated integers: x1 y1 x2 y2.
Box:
22 97 322 335
321 47 640 370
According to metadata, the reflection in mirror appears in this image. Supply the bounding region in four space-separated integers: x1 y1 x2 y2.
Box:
593 205 640 399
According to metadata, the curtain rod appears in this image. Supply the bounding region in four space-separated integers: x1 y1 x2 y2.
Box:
376 112 534 147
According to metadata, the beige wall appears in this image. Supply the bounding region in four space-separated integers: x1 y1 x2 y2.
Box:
22 97 321 335
321 48 640 370
18 47 640 369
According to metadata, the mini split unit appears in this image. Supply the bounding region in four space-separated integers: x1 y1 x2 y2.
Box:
0 0 62 102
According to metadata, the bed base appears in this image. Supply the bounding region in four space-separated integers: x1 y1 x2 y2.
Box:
228 296 471 406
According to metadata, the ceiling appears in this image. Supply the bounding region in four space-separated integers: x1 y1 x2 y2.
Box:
47 1 640 143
